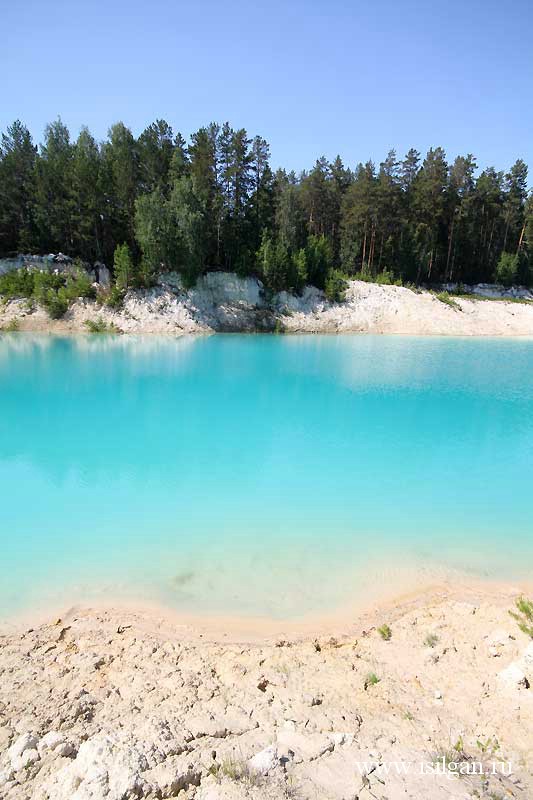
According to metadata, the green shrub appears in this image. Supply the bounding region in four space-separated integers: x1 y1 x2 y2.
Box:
0 265 96 319
64 270 96 301
378 623 392 641
84 317 118 334
495 252 519 287
509 596 533 638
324 269 348 302
138 258 156 289
41 288 69 319
364 672 380 689
0 268 35 298
114 243 135 290
32 271 65 298
216 755 261 785
435 291 460 310
353 270 372 283
375 269 395 285
353 269 402 287
104 286 125 309
424 632 439 648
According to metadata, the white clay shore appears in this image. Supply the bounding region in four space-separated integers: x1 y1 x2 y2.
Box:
1 274 533 336
1 582 533 799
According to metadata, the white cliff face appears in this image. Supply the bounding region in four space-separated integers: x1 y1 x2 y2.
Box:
194 272 265 308
1 275 533 336
273 285 325 314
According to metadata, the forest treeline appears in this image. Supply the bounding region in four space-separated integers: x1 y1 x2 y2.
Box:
1 118 532 293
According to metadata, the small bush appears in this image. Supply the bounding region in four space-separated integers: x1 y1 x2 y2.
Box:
364 671 380 689
84 317 119 334
424 632 439 648
216 756 261 785
114 243 135 290
104 286 125 309
138 258 156 289
64 270 96 301
0 265 96 319
509 596 533 638
352 269 402 287
495 252 519 287
378 624 392 641
324 269 348 302
32 271 65 298
0 268 35 298
435 291 460 310
41 288 69 319
431 746 468 776
375 269 395 285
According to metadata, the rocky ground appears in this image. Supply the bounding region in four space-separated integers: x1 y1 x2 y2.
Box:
1 584 532 799
1 273 533 336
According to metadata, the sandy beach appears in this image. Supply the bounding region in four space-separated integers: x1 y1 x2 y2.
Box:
1 582 532 799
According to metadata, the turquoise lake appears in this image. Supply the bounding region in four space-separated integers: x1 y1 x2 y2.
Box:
1 333 533 620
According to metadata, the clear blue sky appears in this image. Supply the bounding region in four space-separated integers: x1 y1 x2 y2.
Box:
2 0 532 175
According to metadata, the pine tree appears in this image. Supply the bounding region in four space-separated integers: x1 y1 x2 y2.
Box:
0 120 37 253
102 123 139 249
113 242 136 289
70 127 103 261
137 119 175 194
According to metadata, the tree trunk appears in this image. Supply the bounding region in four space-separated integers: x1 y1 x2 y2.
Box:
427 248 434 281
445 213 455 281
517 222 526 254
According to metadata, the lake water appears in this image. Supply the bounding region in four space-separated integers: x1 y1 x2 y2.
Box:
1 333 533 621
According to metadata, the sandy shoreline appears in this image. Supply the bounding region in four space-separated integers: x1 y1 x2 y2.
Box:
2 581 533 799
4 575 533 643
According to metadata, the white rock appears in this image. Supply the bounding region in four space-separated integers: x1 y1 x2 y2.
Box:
274 285 325 314
486 629 512 647
143 756 201 796
486 629 513 657
196 788 224 800
498 662 530 689
0 767 14 787
56 742 76 758
35 735 147 800
19 748 39 768
38 731 66 754
9 732 39 769
248 744 278 774
277 730 334 763
522 641 533 666
0 726 11 751
196 272 264 308
434 690 443 700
